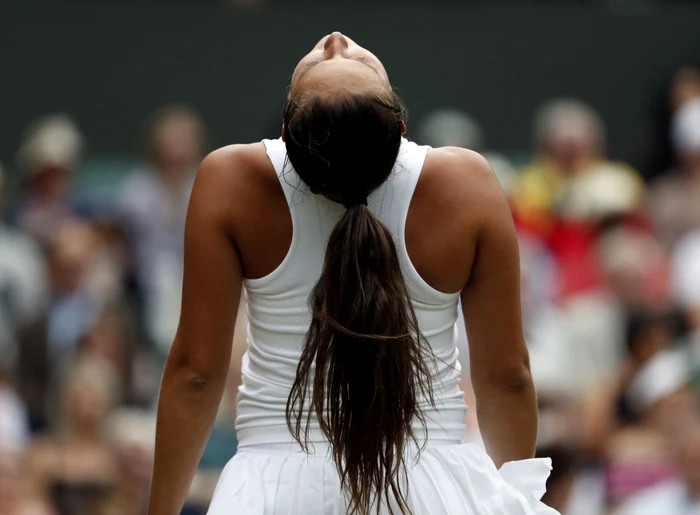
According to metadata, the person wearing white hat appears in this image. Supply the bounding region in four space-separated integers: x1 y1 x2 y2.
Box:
511 98 643 239
12 113 86 247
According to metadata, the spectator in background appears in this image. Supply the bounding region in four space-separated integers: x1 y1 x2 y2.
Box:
36 216 135 427
512 99 646 300
76 308 140 406
11 114 86 248
613 365 700 515
417 108 518 194
0 369 30 461
0 371 53 515
517 156 655 402
115 104 206 355
642 65 700 182
603 349 693 509
558 223 672 396
559 343 693 515
511 99 643 241
0 454 55 515
99 409 156 515
649 98 700 250
669 67 700 126
581 312 687 453
46 220 113 368
525 221 675 512
0 162 49 431
0 163 47 375
671 227 700 334
28 354 120 515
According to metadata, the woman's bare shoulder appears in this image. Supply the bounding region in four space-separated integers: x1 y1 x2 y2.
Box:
190 142 279 218
419 146 506 221
197 142 271 186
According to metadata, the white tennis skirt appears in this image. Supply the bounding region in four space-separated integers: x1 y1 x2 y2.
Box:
205 440 560 515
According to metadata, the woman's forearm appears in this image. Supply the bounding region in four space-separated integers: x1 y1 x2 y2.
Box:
474 374 538 468
148 362 227 515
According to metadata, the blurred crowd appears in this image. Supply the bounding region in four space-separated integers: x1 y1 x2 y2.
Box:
2 65 700 515
0 105 241 515
445 65 700 515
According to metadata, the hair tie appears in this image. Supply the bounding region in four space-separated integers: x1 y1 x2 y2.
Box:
341 193 368 209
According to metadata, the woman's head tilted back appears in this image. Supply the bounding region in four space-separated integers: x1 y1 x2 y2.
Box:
283 33 434 515
283 32 405 205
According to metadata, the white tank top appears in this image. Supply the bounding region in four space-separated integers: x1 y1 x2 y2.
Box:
235 137 467 447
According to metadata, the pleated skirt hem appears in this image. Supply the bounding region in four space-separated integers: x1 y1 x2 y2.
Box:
205 442 560 515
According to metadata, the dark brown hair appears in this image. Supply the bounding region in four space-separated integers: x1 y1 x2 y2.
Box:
283 88 435 515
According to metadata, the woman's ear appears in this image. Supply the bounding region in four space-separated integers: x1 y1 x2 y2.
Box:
281 124 286 141
401 122 407 135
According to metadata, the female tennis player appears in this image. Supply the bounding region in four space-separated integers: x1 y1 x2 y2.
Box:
147 32 558 515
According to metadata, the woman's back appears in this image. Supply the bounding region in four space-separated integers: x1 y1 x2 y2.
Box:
236 137 467 447
148 31 557 515
190 137 557 515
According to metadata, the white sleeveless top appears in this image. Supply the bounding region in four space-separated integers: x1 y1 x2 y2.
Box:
235 137 467 447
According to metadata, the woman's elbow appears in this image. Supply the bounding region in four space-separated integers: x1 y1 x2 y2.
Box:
500 363 533 392
476 358 534 394
165 344 228 390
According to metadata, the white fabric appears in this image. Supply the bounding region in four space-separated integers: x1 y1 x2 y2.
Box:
672 99 700 154
208 442 557 515
626 348 692 414
237 138 465 446
672 230 700 309
555 291 625 394
564 469 607 515
215 138 557 514
115 168 195 352
0 227 47 369
0 386 30 453
616 480 700 515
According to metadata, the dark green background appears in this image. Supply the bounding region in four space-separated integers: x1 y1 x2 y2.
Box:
2 4 700 165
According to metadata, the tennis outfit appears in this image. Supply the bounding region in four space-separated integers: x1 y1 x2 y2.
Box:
206 138 558 514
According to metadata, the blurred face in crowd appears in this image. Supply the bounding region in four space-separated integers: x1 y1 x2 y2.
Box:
68 381 110 435
83 314 127 374
65 361 116 438
149 110 205 180
31 165 71 201
534 100 604 173
49 246 86 294
598 227 672 309
543 129 598 173
670 67 700 111
48 220 97 294
671 88 700 172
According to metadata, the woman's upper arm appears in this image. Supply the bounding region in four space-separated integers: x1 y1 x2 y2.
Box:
169 149 244 381
459 155 530 388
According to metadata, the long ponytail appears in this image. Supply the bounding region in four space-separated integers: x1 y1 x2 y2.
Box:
284 90 435 515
